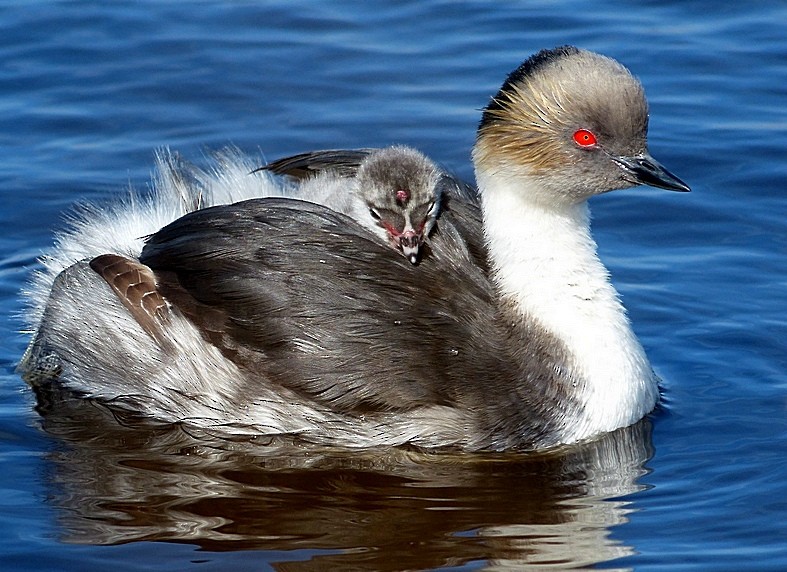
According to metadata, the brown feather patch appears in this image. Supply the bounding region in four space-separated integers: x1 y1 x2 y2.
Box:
89 254 170 345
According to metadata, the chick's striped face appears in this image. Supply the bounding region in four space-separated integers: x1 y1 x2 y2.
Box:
367 195 438 239
355 147 443 263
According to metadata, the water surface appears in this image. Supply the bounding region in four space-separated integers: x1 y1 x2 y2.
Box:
2 1 786 570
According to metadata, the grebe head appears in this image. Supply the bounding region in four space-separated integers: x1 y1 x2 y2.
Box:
473 46 690 207
356 146 443 264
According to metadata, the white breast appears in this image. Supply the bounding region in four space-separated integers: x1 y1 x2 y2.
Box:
479 173 659 442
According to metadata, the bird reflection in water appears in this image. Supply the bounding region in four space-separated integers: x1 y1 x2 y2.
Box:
34 384 654 571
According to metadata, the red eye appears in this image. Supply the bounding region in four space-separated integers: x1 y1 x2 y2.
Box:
573 129 598 147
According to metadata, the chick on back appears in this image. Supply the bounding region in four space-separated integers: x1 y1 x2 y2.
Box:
260 145 444 264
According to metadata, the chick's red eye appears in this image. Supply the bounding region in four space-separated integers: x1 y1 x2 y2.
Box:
573 129 598 147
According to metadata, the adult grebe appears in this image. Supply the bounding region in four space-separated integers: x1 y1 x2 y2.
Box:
19 46 689 451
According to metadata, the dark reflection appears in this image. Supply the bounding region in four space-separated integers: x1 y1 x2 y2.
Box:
34 384 654 570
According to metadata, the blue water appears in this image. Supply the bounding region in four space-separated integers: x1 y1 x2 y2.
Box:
2 1 786 570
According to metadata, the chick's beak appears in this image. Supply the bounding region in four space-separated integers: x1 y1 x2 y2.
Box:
399 231 421 265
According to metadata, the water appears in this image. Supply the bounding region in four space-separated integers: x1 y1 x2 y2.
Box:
1 1 786 569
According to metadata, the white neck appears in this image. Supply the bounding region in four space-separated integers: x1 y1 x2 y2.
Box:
477 170 658 443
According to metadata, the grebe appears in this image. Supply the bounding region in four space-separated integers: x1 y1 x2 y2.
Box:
260 145 445 264
19 46 689 451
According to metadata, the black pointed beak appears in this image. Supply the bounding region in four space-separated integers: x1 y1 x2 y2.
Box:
612 152 691 192
399 231 421 265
